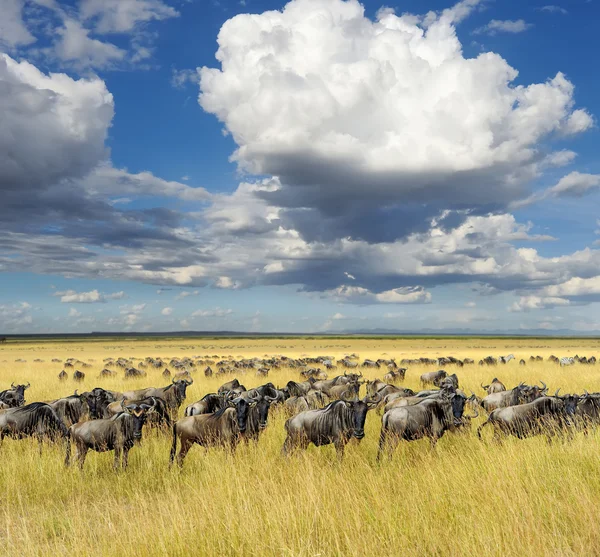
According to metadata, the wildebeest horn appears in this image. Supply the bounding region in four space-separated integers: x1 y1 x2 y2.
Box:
172 377 177 384
540 380 547 392
73 390 79 396
481 383 489 390
25 382 30 389
555 388 561 397
11 382 15 389
265 395 277 403
185 378 193 385
121 399 127 413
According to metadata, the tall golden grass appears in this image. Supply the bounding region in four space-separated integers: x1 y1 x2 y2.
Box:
2 337 600 556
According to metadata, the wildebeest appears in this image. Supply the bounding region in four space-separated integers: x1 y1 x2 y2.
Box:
282 396 378 458
73 370 85 382
383 368 406 384
244 396 276 441
0 382 30 408
481 382 547 412
121 378 193 418
58 370 68 381
204 366 213 377
439 373 459 390
65 399 156 470
377 392 469 460
477 395 575 442
124 367 146 378
184 393 225 416
218 379 246 395
0 402 68 450
48 392 93 427
169 397 255 467
481 378 506 395
420 370 447 387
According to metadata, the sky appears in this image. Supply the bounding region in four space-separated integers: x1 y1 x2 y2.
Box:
1 0 600 334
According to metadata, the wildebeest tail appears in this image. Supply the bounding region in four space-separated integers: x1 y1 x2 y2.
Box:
476 420 489 440
169 422 178 464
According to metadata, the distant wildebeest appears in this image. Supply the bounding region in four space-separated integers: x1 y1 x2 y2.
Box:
98 368 116 378
124 367 146 378
170 397 256 467
282 396 378 459
58 370 68 381
420 370 447 388
481 378 506 395
66 399 156 470
519 359 526 366
377 391 471 460
218 379 246 395
204 366 213 377
0 402 68 450
477 394 577 442
73 370 85 382
0 382 30 408
162 368 172 379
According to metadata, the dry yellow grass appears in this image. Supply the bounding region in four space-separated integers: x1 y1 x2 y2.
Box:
2 336 600 556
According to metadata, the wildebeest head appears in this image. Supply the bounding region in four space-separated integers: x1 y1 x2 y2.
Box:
255 396 277 429
554 389 580 417
121 398 156 441
441 391 468 425
343 394 379 440
521 381 548 403
171 377 193 403
230 396 256 433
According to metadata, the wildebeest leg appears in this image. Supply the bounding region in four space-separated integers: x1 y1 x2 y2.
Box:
177 439 193 467
114 448 122 470
334 438 346 461
76 445 88 470
281 435 296 456
122 448 130 469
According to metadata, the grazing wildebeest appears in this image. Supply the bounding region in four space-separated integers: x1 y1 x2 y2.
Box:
58 370 68 381
204 366 213 377
439 373 459 390
65 399 156 470
477 395 574 442
286 379 315 397
124 367 146 378
383 368 406 384
73 370 85 382
420 370 447 388
377 392 470 460
282 396 378 458
98 368 116 378
169 397 255 467
162 368 172 379
184 393 225 416
481 378 506 395
0 382 30 408
121 378 193 418
519 359 526 366
328 381 361 400
575 392 600 432
0 402 68 450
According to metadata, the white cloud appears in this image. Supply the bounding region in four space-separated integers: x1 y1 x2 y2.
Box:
465 301 476 308
0 0 36 48
473 19 533 35
323 285 432 305
215 276 240 289
175 290 199 300
80 0 179 34
332 312 346 320
190 307 233 318
199 0 588 219
161 306 172 316
509 296 571 312
171 68 199 89
54 289 125 303
542 277 600 299
54 19 127 70
0 302 34 331
0 53 114 193
56 289 103 303
512 172 600 208
539 6 568 15
68 307 82 317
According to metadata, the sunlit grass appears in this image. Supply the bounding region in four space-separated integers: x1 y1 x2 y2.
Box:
2 337 600 556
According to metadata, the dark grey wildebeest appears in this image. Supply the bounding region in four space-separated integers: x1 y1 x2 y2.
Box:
169 397 255 467
47 392 93 427
0 382 30 408
65 400 156 470
184 393 225 416
0 402 68 450
282 396 378 459
477 395 575 442
121 378 193 419
481 382 547 412
377 392 469 460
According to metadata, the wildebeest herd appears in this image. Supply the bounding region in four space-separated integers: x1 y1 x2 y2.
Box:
1 351 599 470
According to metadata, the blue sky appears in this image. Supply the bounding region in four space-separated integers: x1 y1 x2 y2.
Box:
1 0 600 334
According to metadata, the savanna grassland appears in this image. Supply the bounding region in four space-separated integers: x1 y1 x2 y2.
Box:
3 336 600 557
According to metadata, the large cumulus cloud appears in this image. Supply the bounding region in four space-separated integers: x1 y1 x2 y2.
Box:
199 0 591 243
